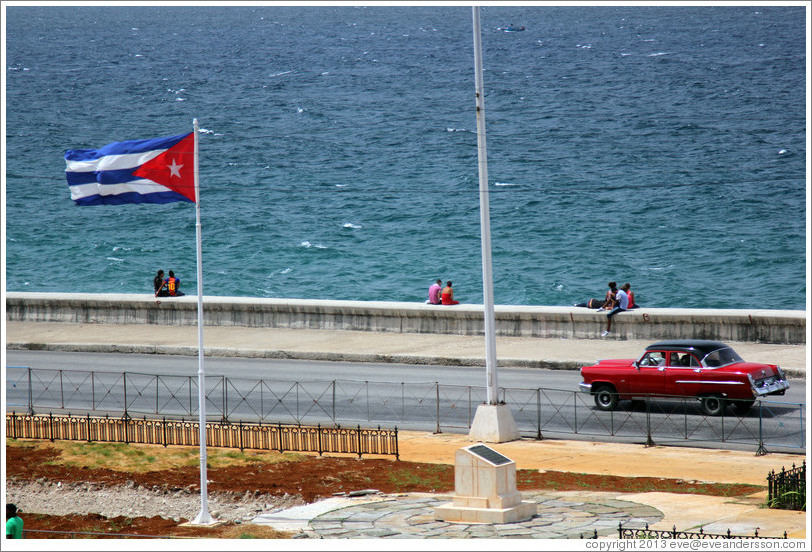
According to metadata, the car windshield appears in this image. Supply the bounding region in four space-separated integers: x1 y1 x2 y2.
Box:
701 346 744 368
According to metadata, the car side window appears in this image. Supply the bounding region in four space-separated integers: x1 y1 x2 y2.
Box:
682 354 700 367
639 351 666 366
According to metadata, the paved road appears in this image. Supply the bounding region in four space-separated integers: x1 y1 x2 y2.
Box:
6 350 806 452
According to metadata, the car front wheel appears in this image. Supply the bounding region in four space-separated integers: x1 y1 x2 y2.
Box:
700 395 726 416
594 386 619 411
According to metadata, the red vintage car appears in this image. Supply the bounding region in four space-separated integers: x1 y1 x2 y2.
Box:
579 340 790 416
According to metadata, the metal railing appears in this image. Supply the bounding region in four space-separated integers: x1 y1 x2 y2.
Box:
5 412 399 459
767 461 806 510
618 522 788 539
6 366 805 454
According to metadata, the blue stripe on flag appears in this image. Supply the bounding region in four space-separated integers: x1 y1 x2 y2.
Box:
73 190 190 206
65 168 140 186
65 133 189 161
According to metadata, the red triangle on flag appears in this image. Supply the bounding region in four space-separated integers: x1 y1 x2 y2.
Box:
133 132 196 202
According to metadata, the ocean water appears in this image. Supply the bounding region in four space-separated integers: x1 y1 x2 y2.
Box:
4 5 807 310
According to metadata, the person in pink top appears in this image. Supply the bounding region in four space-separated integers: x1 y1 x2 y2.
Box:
428 279 442 304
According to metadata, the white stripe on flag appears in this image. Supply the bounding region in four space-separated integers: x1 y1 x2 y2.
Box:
65 149 167 172
69 180 172 201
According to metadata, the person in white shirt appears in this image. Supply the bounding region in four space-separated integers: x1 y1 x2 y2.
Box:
602 284 629 336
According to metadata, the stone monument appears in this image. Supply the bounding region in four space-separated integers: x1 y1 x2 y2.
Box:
434 443 537 524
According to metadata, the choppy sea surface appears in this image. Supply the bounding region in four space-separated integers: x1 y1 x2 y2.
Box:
4 5 807 310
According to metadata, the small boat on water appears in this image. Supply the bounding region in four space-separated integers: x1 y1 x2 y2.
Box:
500 25 526 32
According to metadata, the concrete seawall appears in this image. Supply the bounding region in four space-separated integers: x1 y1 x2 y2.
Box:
6 292 807 345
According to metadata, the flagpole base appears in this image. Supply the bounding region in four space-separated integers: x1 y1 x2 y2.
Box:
188 509 218 526
468 403 520 443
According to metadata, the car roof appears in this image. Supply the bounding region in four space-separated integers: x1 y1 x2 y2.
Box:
645 340 730 356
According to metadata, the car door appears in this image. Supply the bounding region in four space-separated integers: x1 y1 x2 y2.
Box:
627 350 667 397
663 351 703 399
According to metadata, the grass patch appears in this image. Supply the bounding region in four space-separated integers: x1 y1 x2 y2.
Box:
387 464 452 491
35 440 305 473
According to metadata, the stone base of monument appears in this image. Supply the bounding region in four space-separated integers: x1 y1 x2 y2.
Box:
468 403 520 443
434 443 537 524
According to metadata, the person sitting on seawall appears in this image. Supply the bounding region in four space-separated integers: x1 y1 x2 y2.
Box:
427 279 443 305
601 283 629 337
6 503 23 539
164 270 185 297
574 281 618 309
624 282 639 309
596 281 618 311
154 270 169 297
441 281 460 305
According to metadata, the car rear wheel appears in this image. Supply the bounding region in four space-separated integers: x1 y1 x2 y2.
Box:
594 386 619 411
700 395 726 416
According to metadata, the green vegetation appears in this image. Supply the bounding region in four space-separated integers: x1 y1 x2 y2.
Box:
387 464 452 491
40 440 306 473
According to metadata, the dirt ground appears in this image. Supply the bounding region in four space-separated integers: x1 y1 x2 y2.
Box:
5 440 763 539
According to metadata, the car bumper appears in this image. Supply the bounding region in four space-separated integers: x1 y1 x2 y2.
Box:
578 382 592 393
752 379 790 397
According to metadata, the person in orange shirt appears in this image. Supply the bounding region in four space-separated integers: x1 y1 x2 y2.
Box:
441 281 459 305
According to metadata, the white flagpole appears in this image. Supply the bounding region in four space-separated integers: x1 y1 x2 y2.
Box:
472 6 499 405
191 118 212 525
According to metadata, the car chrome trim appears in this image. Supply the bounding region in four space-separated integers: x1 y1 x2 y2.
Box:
674 380 745 386
578 382 592 393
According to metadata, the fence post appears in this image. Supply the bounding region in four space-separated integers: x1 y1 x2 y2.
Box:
11 411 17 440
162 416 168 448
356 424 362 459
155 376 159 415
332 380 336 423
123 372 128 418
91 370 96 411
573 391 577 434
49 411 54 442
317 423 323 456
59 370 64 409
434 382 441 434
223 376 228 423
86 413 92 443
756 400 767 456
536 388 542 440
366 381 371 422
239 420 244 452
645 397 655 447
28 368 34 415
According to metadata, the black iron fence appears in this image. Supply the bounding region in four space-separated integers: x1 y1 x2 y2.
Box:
767 461 806 510
5 412 399 459
5 366 805 454
618 523 788 540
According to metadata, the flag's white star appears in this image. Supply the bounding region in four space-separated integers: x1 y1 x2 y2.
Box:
167 159 183 178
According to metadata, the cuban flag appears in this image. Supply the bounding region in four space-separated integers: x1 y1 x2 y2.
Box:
65 132 196 206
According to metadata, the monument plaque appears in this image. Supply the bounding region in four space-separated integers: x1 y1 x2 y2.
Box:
468 444 511 466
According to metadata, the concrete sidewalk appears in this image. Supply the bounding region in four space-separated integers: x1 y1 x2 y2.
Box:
4 321 809 539
5 321 808 377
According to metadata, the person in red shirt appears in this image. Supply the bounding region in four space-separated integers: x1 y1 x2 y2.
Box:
622 282 637 308
441 281 459 305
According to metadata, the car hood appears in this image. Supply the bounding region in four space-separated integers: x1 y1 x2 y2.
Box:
587 359 636 369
